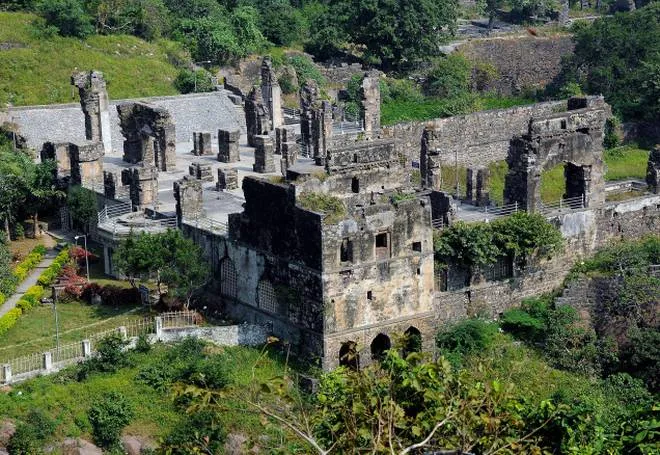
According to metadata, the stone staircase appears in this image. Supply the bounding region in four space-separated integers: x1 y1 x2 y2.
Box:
554 276 591 310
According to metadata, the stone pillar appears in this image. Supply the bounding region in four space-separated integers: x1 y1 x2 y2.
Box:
103 246 111 275
192 132 213 156
69 141 104 189
155 316 163 339
174 176 204 222
466 168 477 203
360 71 381 138
71 70 112 154
103 171 119 199
218 129 241 163
558 0 569 25
647 145 660 194
117 326 128 340
300 80 319 158
82 339 92 357
43 351 53 371
2 364 11 383
261 56 283 129
278 127 298 176
253 135 275 173
188 162 214 181
245 87 270 147
122 165 158 208
314 101 333 166
217 168 238 191
476 167 490 207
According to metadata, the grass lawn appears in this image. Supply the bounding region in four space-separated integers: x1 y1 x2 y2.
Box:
604 145 650 181
0 301 146 362
0 343 304 451
0 12 183 106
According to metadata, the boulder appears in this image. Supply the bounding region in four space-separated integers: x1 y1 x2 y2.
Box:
121 435 155 455
224 433 248 455
0 420 15 448
60 438 103 455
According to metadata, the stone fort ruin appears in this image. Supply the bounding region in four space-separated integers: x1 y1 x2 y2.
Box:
4 62 659 369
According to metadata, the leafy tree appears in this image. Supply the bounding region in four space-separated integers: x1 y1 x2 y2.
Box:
0 233 13 295
492 212 563 265
435 318 499 365
113 229 210 307
509 0 560 20
36 0 94 37
255 0 305 46
67 185 97 233
558 4 660 120
173 68 215 93
88 0 170 40
433 221 499 269
303 1 346 60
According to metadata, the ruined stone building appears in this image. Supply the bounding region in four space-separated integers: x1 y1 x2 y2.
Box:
5 61 659 370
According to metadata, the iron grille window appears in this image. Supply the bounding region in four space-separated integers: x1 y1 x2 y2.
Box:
257 279 278 313
219 258 238 299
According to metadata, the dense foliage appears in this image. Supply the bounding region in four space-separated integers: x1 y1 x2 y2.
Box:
88 391 134 449
113 229 210 307
557 3 660 120
433 212 563 271
66 185 98 233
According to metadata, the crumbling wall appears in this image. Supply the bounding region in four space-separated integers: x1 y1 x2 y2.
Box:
116 102 176 171
245 87 270 147
174 176 204 222
71 70 112 153
458 35 575 95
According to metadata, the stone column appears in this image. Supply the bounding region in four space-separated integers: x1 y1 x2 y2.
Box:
476 167 490 207
155 316 163 339
71 70 112 154
314 101 333 166
69 141 104 189
253 135 275 173
188 162 214 181
122 165 158 208
1 364 11 383
300 80 319 158
117 326 128 340
174 176 204 222
217 168 238 191
192 132 213 156
360 71 381 138
245 87 270 147
466 167 477 203
82 339 92 357
41 142 72 180
278 127 298 176
261 56 283 129
647 145 660 194
218 129 241 163
43 352 53 371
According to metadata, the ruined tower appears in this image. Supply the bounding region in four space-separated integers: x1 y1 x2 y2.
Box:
71 71 112 154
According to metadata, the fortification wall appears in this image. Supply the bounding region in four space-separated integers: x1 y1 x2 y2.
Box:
458 35 575 95
384 100 566 169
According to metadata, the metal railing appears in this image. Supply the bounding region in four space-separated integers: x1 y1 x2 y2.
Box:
1 311 199 383
182 217 228 235
333 120 364 135
282 107 301 119
537 195 585 215
98 200 133 224
455 202 521 222
431 218 445 230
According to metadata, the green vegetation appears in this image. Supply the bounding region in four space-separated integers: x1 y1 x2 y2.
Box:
556 3 660 121
604 145 651 181
88 391 134 449
0 12 182 106
297 192 347 224
113 229 210 307
539 162 566 203
433 211 563 270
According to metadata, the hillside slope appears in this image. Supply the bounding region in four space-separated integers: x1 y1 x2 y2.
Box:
0 12 184 106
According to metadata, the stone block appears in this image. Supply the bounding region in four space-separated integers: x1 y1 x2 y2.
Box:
218 129 241 163
217 168 238 191
188 161 214 182
252 135 275 173
192 131 213 156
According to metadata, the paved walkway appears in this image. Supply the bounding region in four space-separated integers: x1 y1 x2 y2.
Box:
0 249 57 318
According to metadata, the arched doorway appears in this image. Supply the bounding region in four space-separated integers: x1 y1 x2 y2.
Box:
403 327 422 356
370 333 391 362
339 341 359 370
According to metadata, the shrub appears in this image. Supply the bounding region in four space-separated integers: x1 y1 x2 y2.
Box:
287 54 326 88
425 55 473 99
88 392 134 449
161 410 225 454
98 285 140 306
16 285 44 312
36 0 94 37
7 410 56 455
173 68 215 94
135 363 172 391
436 318 499 363
297 192 346 224
134 333 151 353
0 308 22 336
93 334 130 373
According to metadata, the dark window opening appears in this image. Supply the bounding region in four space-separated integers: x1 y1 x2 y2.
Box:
403 327 422 355
340 238 353 263
412 241 422 252
483 256 513 282
351 177 360 193
339 341 359 370
560 119 567 129
435 268 448 292
370 334 391 362
416 268 421 275
353 153 358 163
376 232 390 260
367 290 373 300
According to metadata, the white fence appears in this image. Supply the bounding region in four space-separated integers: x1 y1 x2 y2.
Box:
537 195 585 216
0 311 198 384
455 202 521 222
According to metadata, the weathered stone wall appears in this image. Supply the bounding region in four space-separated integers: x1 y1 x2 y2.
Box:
383 100 566 170
458 35 575 95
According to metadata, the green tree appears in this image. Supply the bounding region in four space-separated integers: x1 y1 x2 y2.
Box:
558 3 660 120
425 54 473 99
492 212 563 265
324 0 458 70
88 391 134 449
36 0 94 37
113 229 210 307
433 221 499 269
67 185 97 233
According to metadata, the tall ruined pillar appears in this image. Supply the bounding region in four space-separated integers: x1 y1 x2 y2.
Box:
122 165 158 208
71 71 112 154
218 129 240 163
647 145 660 193
277 127 298 176
360 71 381 138
69 142 104 189
315 101 333 166
300 80 319 158
261 56 283 129
174 176 204 223
253 135 275 173
245 87 270 147
192 132 213 156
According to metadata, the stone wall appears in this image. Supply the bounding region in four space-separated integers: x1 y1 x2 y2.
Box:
458 35 575 95
384 100 566 169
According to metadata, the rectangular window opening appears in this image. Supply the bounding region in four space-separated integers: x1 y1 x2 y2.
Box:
412 241 422 252
340 238 353 263
367 290 373 300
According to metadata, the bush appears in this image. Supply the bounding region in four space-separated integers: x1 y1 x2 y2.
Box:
425 55 473 99
93 334 129 373
15 285 43 312
134 333 151 353
297 192 346 224
0 308 22 336
173 68 215 94
88 392 134 449
436 318 499 363
161 410 225 454
287 54 326 88
7 410 56 455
